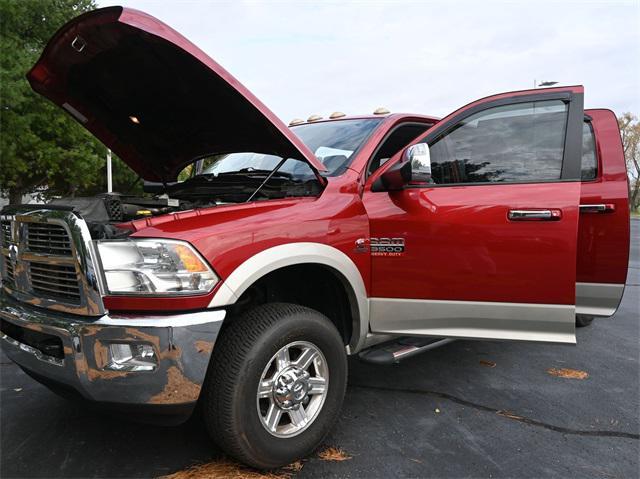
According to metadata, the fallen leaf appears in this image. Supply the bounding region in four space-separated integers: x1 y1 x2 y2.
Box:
282 461 303 473
497 410 524 420
546 367 588 380
409 458 423 464
435 408 441 413
479 360 496 368
159 459 291 479
13 388 22 392
317 446 352 462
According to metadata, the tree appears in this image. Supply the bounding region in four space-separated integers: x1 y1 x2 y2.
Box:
618 113 640 211
0 0 140 204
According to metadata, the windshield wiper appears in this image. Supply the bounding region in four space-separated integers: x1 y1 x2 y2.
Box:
167 164 299 200
217 167 293 178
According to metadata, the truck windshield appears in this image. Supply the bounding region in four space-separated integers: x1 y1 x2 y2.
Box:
291 118 382 174
195 118 381 179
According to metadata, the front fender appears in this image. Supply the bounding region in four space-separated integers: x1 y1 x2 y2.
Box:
208 242 369 353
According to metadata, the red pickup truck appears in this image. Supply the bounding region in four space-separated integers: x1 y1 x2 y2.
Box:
0 7 630 469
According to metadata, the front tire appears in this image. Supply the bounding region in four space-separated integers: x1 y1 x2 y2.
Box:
202 303 347 469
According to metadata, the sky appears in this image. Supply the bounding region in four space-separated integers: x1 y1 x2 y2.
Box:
96 0 640 123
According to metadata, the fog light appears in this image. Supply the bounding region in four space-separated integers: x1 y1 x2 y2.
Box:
107 343 157 371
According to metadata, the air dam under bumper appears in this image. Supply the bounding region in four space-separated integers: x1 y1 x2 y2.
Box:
0 291 224 419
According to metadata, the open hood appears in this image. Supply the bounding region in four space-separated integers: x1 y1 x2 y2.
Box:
27 6 326 182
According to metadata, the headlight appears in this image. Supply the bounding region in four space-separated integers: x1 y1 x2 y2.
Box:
96 239 218 295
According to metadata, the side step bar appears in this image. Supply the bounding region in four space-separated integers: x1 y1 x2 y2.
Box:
358 337 455 365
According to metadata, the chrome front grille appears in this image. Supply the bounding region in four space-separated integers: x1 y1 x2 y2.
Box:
0 207 105 316
26 223 73 256
1 220 10 245
2 254 15 287
29 263 81 303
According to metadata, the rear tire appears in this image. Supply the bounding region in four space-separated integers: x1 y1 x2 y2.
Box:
576 314 594 327
202 303 347 469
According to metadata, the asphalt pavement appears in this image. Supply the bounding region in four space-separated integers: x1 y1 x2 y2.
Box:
1 220 638 478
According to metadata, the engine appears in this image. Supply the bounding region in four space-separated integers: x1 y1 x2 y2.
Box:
48 193 189 240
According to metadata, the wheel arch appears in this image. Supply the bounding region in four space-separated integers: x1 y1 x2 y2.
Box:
208 242 369 353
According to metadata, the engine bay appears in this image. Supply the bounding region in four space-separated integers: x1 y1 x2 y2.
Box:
48 193 185 239
48 171 322 240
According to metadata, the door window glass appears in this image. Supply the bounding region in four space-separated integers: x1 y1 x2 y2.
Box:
367 123 431 176
581 121 597 180
425 100 568 184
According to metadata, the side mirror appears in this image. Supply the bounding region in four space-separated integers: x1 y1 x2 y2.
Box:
371 142 431 192
405 143 431 183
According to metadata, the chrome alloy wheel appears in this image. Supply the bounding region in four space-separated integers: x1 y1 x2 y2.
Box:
256 341 329 437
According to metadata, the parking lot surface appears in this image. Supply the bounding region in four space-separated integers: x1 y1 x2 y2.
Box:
2 220 638 478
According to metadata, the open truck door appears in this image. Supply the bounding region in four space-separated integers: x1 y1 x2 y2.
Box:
365 86 585 343
576 110 630 318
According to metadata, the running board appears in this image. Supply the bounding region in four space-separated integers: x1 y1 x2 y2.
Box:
358 337 455 365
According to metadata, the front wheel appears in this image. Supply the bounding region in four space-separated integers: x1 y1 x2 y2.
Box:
576 314 595 327
202 303 347 469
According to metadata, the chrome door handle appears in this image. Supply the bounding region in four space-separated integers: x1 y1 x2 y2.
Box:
579 204 615 214
508 209 562 221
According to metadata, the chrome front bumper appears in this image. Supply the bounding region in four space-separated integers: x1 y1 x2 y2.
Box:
0 291 224 414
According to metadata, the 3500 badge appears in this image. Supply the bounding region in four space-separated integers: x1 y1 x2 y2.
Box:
370 237 405 256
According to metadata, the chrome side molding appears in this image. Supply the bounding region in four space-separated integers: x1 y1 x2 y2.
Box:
369 297 576 344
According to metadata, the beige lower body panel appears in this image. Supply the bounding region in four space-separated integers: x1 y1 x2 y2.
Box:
369 298 576 344
575 282 625 317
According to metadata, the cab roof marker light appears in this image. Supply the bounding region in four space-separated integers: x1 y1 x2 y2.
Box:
329 111 346 119
289 118 305 126
373 107 390 115
307 114 323 122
